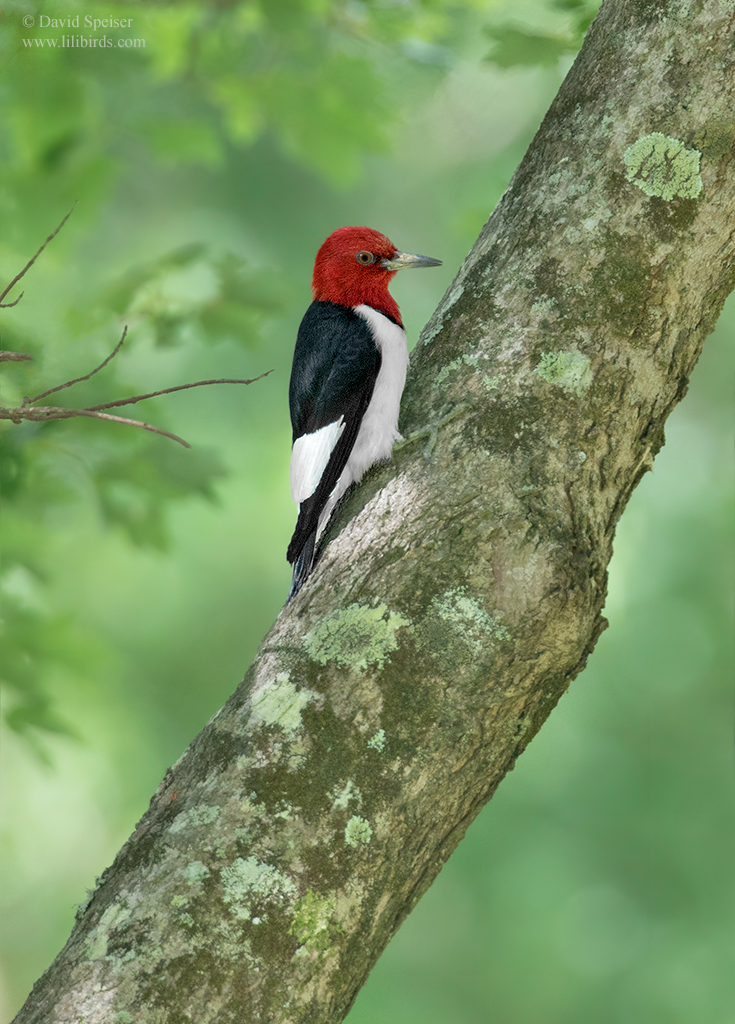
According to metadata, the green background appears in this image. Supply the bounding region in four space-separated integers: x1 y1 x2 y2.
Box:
1 1 732 1020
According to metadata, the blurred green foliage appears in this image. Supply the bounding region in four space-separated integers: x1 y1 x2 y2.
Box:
1 0 731 1020
485 0 599 67
93 246 284 348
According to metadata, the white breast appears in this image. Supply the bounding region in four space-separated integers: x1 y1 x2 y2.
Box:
347 304 408 482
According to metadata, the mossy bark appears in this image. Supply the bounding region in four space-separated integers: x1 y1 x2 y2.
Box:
14 2 735 1021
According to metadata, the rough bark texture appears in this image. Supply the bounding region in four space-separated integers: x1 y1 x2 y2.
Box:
15 2 735 1021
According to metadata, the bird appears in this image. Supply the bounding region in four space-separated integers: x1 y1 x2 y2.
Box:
286 225 441 599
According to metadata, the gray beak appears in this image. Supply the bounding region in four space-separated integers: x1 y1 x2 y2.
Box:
381 251 442 271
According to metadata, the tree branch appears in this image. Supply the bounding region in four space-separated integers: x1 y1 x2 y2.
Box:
0 351 33 363
1 324 272 447
13 2 735 1022
0 206 75 308
26 326 128 404
2 404 193 447
83 371 273 412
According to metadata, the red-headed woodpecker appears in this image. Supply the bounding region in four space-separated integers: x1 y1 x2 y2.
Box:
287 226 441 598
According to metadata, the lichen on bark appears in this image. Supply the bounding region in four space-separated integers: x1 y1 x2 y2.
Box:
623 132 703 200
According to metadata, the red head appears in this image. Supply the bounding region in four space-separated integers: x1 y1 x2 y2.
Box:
311 226 441 326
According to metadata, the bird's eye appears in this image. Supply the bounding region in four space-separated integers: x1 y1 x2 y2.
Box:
356 251 375 265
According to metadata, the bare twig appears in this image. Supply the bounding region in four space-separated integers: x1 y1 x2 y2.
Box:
0 359 272 447
85 370 273 412
0 351 33 363
27 327 128 404
24 406 191 447
0 206 76 308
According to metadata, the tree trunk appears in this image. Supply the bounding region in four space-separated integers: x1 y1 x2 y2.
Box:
15 2 735 1021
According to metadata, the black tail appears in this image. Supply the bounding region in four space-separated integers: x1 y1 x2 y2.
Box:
288 531 317 601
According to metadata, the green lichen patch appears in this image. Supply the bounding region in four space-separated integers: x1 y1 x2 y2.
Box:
251 672 318 736
305 603 411 672
531 295 556 316
183 860 210 886
534 349 592 396
344 815 373 847
434 353 479 387
85 902 131 961
234 792 268 846
414 586 509 672
169 803 221 834
331 779 362 811
289 889 339 957
221 856 297 921
432 587 509 658
623 133 703 201
114 1013 133 1023
367 729 386 752
234 794 268 843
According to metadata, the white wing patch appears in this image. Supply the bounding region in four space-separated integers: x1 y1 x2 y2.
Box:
291 418 345 503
